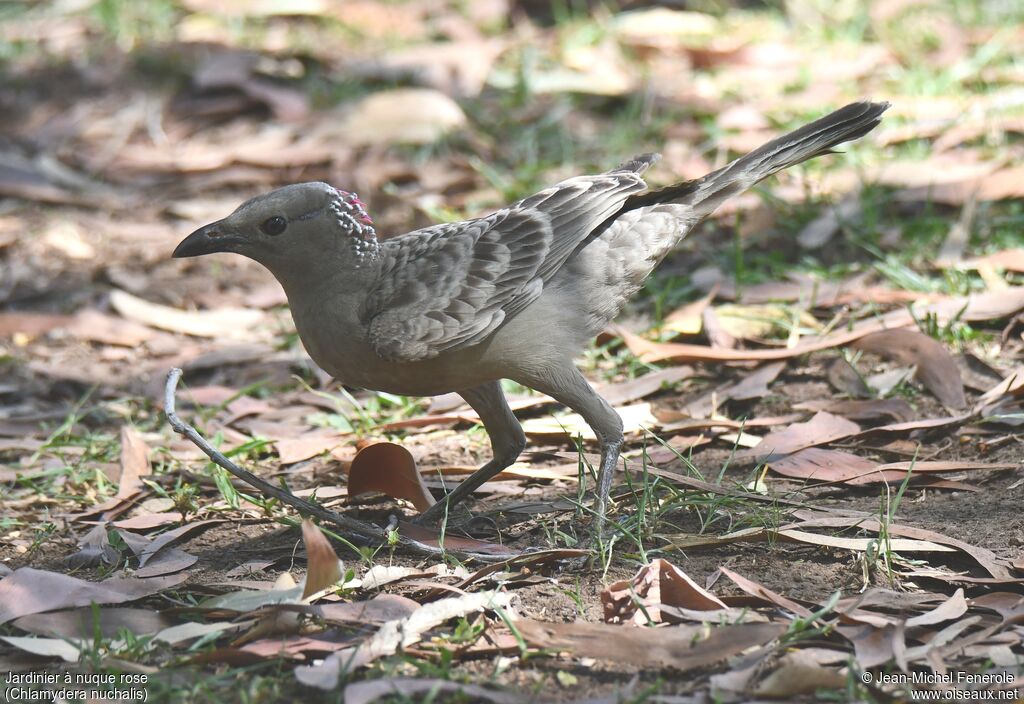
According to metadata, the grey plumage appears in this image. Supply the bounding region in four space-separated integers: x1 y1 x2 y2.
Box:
173 100 889 532
366 172 646 362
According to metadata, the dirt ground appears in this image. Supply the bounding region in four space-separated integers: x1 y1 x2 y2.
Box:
3 2 1024 703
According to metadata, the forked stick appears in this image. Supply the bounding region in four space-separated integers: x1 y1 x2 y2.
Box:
164 367 506 561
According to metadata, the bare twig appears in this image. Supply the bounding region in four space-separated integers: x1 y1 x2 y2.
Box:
164 367 507 561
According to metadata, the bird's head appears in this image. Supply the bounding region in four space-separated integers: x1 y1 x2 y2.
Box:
172 182 379 279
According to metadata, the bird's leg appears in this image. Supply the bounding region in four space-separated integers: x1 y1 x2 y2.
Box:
516 365 624 539
414 380 525 526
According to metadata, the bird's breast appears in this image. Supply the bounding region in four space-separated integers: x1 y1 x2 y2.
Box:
289 297 495 396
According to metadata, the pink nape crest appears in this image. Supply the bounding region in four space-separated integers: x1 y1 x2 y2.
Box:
334 188 374 227
329 187 380 262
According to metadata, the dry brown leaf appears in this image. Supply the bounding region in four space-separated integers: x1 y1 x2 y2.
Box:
712 303 820 342
397 521 517 558
702 307 737 348
116 426 151 500
717 567 814 617
852 413 973 440
727 360 786 401
13 607 172 641
366 39 506 98
449 549 589 595
907 589 968 627
132 519 225 568
793 398 915 424
976 366 1024 412
767 448 876 483
603 558 727 625
347 443 435 512
966 248 1024 273
679 361 785 418
110 290 265 340
337 89 466 146
852 329 967 409
0 568 187 626
598 366 694 406
318 594 421 626
769 448 1015 486
300 520 343 600
111 513 183 530
135 549 199 578
521 402 658 440
754 655 846 697
744 412 859 459
662 286 718 335
826 357 873 399
897 166 1024 205
275 433 344 465
616 287 1024 364
0 312 71 339
797 193 862 249
665 526 959 554
518 618 785 670
66 309 154 347
880 524 1011 580
63 524 120 570
190 51 309 122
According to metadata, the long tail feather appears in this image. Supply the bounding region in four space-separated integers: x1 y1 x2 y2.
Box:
624 100 889 219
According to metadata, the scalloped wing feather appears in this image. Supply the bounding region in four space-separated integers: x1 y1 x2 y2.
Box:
365 170 647 362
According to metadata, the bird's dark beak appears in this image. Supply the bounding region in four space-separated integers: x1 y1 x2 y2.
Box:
172 221 240 258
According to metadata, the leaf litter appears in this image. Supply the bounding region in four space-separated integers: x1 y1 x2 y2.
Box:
2 0 1024 701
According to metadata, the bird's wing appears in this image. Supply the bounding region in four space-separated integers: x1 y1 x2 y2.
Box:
364 170 649 362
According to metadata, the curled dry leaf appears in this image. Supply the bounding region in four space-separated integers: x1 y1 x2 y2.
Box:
852 329 967 409
301 520 343 600
63 524 120 570
603 558 727 625
133 519 225 568
347 442 435 512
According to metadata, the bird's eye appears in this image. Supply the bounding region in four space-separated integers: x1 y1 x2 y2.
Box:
260 216 287 236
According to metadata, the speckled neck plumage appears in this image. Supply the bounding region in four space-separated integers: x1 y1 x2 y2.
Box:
329 189 380 265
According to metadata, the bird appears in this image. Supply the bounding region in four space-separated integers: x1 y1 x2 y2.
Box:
173 100 888 533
